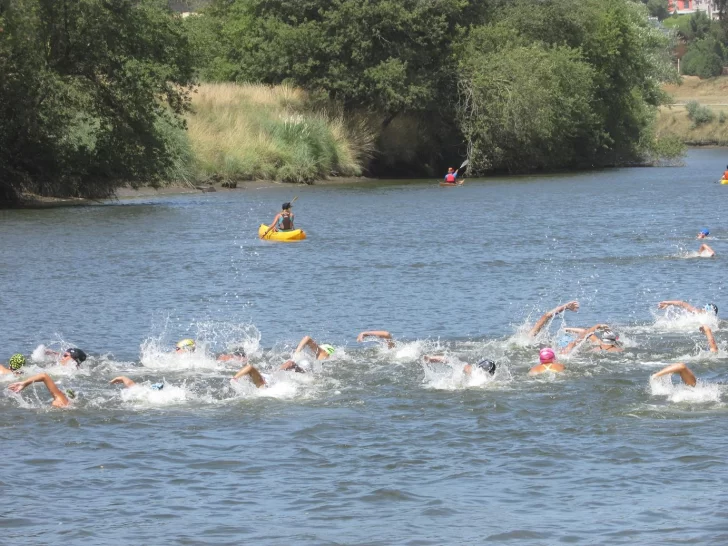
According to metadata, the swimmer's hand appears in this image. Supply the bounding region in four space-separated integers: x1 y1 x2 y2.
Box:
562 301 579 313
8 381 27 393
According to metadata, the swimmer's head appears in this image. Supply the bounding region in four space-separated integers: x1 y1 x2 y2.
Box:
282 202 292 210
699 228 710 238
65 389 76 400
150 383 164 391
601 330 620 346
64 348 87 366
475 359 497 375
539 347 556 364
319 344 335 356
705 303 718 315
231 347 246 357
176 339 196 353
8 353 26 371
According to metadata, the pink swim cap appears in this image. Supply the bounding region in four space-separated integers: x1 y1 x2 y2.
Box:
539 347 556 363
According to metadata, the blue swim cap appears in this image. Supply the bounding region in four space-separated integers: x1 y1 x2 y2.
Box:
700 228 710 236
150 383 164 391
556 334 572 349
705 303 718 315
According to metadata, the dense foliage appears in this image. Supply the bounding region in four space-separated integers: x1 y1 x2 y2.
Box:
186 0 681 175
0 0 688 202
663 11 727 78
0 0 194 204
457 0 676 172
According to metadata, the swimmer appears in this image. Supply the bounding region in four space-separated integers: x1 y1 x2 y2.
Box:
529 301 580 337
658 300 718 316
528 347 565 375
423 355 497 376
700 325 719 353
698 243 715 257
356 330 396 349
44 347 88 367
0 354 26 375
697 228 710 239
175 339 196 353
217 347 248 363
8 373 75 407
559 324 610 354
110 376 164 390
651 363 697 387
295 336 335 360
594 330 624 353
231 364 267 388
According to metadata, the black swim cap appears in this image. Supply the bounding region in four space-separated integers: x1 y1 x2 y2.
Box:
232 347 246 357
282 202 291 210
67 348 87 364
475 359 497 375
705 303 718 315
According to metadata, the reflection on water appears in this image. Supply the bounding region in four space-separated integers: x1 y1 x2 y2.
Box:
1 149 727 544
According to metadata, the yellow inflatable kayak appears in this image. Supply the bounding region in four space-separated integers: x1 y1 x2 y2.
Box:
258 224 306 242
439 181 464 187
720 179 728 185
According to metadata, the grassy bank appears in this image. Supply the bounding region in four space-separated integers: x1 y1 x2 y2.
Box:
185 83 374 184
657 76 728 145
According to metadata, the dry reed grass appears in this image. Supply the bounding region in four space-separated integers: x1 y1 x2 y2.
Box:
186 83 374 182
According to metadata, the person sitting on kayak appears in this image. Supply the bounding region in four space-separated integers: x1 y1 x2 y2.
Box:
443 167 458 184
262 202 295 238
723 165 728 180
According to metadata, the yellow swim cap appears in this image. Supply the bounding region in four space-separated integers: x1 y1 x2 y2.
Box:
176 339 196 352
320 344 335 355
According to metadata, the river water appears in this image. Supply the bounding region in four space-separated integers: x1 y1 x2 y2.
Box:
1 149 727 544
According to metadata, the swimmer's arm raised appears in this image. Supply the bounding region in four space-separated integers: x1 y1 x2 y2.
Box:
529 301 579 337
9 373 69 407
110 376 136 388
356 331 395 348
560 324 608 354
700 326 718 353
657 300 700 313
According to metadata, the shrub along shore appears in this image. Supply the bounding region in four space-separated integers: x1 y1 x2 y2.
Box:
657 76 728 146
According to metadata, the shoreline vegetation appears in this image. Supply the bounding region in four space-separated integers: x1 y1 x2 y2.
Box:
0 0 715 207
658 76 728 146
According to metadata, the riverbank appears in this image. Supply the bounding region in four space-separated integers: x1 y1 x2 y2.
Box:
16 176 376 208
658 75 728 146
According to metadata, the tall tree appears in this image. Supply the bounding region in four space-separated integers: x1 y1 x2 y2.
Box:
0 0 195 204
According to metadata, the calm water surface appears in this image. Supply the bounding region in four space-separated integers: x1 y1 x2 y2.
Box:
1 149 727 544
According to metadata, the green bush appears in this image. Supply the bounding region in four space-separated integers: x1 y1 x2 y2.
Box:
685 100 715 126
681 37 726 78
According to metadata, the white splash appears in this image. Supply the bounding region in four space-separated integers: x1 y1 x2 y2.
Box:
649 376 721 403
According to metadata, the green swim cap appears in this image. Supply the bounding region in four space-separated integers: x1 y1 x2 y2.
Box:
65 389 76 400
320 344 335 355
8 353 25 371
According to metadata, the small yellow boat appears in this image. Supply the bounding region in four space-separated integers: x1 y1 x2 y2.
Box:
258 224 307 242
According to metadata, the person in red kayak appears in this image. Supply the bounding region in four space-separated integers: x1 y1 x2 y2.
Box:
443 167 458 184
